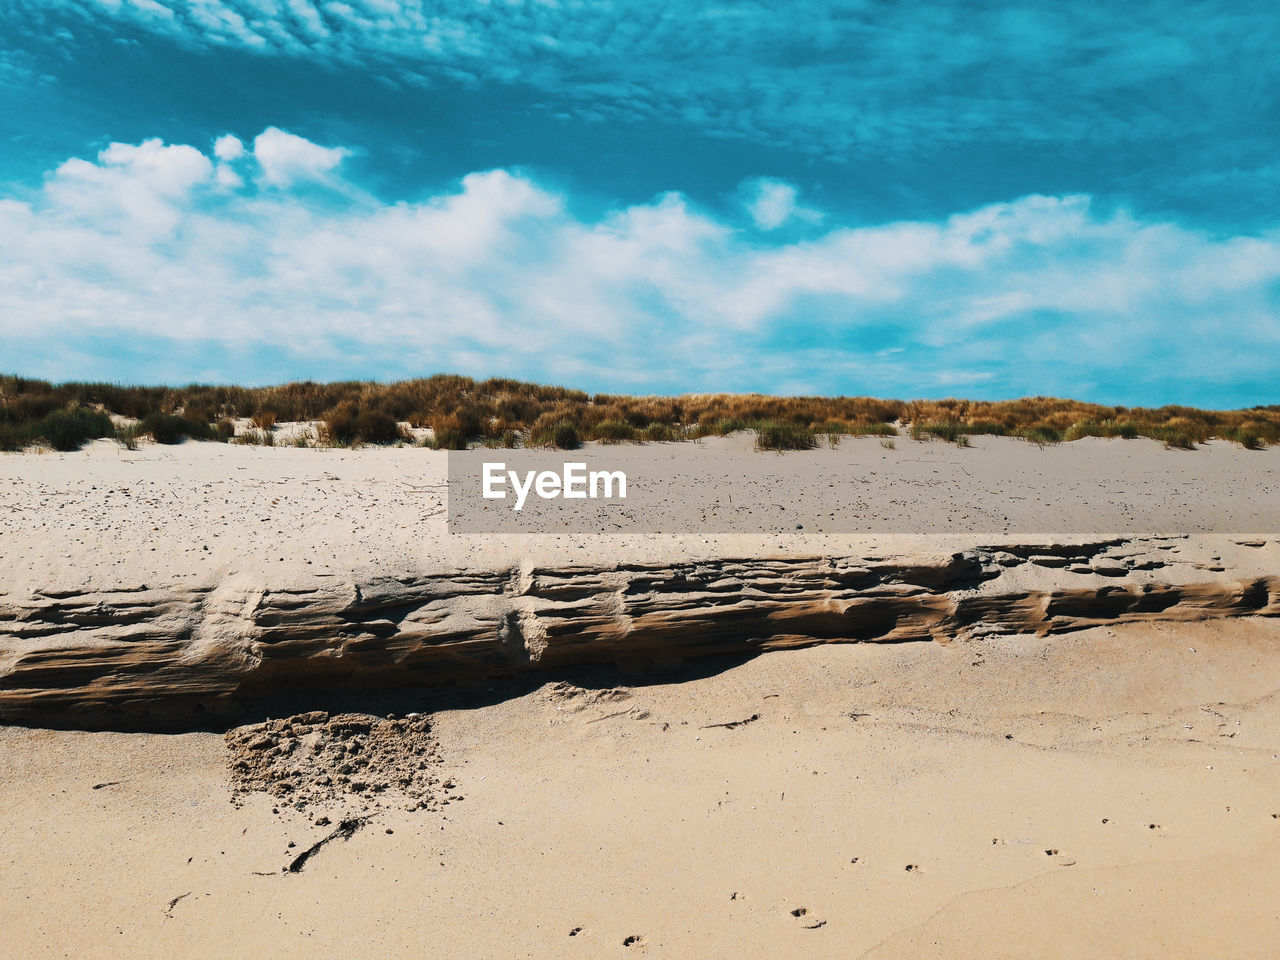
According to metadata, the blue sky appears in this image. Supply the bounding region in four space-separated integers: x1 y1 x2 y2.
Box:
2 1 1278 404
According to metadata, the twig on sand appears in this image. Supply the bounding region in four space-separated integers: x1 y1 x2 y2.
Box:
164 891 191 915
587 708 636 723
286 817 369 874
700 713 760 730
398 480 447 491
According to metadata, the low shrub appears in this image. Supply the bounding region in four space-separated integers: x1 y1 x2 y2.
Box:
592 419 637 443
1150 426 1197 450
1014 425 1061 446
0 405 117 451
849 422 898 437
234 428 275 446
116 422 145 450
526 411 581 449
532 420 580 449
1063 419 1140 441
643 423 679 442
479 429 520 448
1226 421 1277 449
37 407 115 451
322 403 404 446
910 421 963 443
429 415 474 450
754 420 814 451
692 416 747 438
141 412 214 444
429 406 482 449
356 409 402 444
213 419 237 443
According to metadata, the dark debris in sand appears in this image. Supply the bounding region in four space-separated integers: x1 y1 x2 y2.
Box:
225 711 445 816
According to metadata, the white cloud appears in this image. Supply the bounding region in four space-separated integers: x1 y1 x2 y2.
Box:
2 130 1279 400
252 127 349 187
213 134 245 161
43 138 213 238
744 178 821 230
215 163 243 188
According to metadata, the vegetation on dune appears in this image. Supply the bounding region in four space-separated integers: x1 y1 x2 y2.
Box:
754 420 815 451
319 401 404 446
140 411 215 444
528 417 581 450
0 373 1277 452
0 404 115 452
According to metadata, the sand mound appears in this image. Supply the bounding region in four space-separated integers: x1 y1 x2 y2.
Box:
225 711 445 815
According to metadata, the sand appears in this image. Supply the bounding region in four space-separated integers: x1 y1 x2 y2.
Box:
3 433 1279 593
2 435 1278 957
2 621 1278 958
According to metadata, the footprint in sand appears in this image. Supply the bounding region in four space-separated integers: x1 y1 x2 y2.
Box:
790 907 826 930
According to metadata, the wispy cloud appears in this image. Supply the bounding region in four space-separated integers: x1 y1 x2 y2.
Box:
12 1 1279 161
742 178 823 232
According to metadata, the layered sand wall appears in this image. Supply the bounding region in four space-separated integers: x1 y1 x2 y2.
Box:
3 536 1277 728
2 439 1277 729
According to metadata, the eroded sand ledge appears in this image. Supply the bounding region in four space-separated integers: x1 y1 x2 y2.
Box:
2 439 1278 729
3 536 1278 728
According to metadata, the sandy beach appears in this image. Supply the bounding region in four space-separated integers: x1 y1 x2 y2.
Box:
3 621 1278 958
2 436 1279 957
10 2 1280 953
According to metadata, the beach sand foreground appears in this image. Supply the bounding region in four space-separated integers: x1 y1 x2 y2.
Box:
2 620 1279 958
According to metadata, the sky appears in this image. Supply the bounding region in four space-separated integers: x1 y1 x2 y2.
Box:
1 1 1278 405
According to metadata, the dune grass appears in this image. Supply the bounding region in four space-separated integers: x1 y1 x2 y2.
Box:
0 405 116 452
1 373 1277 452
754 420 816 451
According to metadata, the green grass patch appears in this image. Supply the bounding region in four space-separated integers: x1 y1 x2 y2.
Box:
530 420 581 449
643 423 679 442
753 420 815 451
322 403 404 446
910 421 963 443
1063 419 1140 441
591 419 637 443
0 405 115 452
1014 425 1061 445
141 412 214 444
